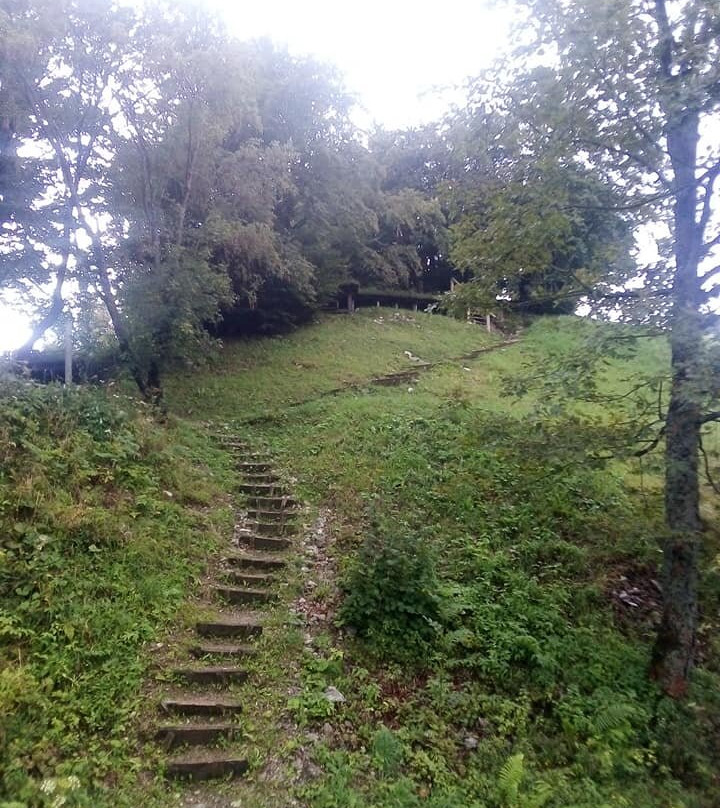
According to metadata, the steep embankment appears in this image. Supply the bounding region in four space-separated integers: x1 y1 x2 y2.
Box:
3 310 718 808
169 311 719 808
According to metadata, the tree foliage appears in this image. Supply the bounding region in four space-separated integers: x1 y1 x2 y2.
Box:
472 0 720 696
0 0 457 395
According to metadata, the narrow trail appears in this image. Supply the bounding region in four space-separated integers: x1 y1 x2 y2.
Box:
238 335 521 426
145 333 522 799
149 438 300 786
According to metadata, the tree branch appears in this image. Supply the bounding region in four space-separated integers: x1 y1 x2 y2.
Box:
634 424 666 457
699 432 720 495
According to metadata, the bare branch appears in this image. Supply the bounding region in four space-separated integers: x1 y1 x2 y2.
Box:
699 433 720 495
634 424 666 457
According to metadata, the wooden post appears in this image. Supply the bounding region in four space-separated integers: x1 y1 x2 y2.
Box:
376 300 380 307
486 313 492 333
412 302 418 312
64 316 72 385
347 292 355 313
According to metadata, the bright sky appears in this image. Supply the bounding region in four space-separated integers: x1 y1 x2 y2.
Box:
209 0 513 130
0 0 512 352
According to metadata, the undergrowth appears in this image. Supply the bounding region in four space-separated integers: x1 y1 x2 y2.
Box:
0 378 233 807
234 317 720 808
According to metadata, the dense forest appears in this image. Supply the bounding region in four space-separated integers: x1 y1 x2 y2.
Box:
1 1 719 806
0 0 636 397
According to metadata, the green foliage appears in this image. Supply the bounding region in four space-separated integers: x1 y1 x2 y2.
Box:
339 522 442 659
0 378 232 805
445 159 634 317
220 313 719 808
288 650 346 724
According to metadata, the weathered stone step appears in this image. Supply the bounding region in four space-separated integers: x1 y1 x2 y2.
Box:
249 520 297 536
236 461 273 473
161 695 243 716
190 642 257 659
196 614 263 639
165 750 249 780
244 494 297 508
224 570 274 587
213 585 274 605
246 508 299 522
371 369 422 386
156 722 240 749
238 533 292 552
218 440 252 450
172 666 249 685
239 482 287 495
240 473 281 485
223 551 287 571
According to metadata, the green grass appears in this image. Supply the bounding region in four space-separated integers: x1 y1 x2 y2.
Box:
164 311 719 808
0 380 235 807
3 309 718 807
165 309 500 422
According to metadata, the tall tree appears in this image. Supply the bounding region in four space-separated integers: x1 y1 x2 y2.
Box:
489 0 720 696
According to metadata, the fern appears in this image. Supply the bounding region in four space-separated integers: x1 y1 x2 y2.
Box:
498 752 525 805
594 701 633 735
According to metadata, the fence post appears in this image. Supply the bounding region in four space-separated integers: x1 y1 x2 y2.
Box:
64 315 73 385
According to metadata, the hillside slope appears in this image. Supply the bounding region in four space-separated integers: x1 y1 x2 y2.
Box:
167 311 718 808
2 310 718 808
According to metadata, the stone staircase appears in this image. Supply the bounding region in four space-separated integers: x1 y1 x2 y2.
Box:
153 438 297 781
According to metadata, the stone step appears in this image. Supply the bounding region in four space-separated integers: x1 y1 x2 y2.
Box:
213 585 275 606
156 722 240 749
255 519 298 538
161 695 244 716
165 750 249 780
244 494 297 508
190 642 257 659
196 614 263 639
240 473 281 484
248 520 297 536
223 551 287 571
245 508 299 522
236 462 273 473
237 534 292 552
172 666 249 686
224 570 274 587
238 482 287 495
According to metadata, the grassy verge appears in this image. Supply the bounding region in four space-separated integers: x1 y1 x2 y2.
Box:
0 379 235 807
183 314 719 808
165 309 499 422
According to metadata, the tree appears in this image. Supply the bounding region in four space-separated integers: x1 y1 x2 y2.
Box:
483 0 720 696
448 157 634 313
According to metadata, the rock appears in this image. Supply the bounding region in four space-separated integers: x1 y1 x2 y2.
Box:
323 686 346 704
463 735 479 750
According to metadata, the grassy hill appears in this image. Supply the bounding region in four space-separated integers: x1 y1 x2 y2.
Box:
2 310 718 808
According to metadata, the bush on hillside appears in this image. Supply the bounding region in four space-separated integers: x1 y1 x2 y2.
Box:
339 521 443 660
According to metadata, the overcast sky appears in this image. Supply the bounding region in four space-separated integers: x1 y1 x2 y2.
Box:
1 0 513 351
209 0 514 130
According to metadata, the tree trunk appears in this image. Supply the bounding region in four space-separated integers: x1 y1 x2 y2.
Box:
650 111 703 697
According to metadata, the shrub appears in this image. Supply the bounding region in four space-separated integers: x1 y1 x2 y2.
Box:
339 521 443 660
